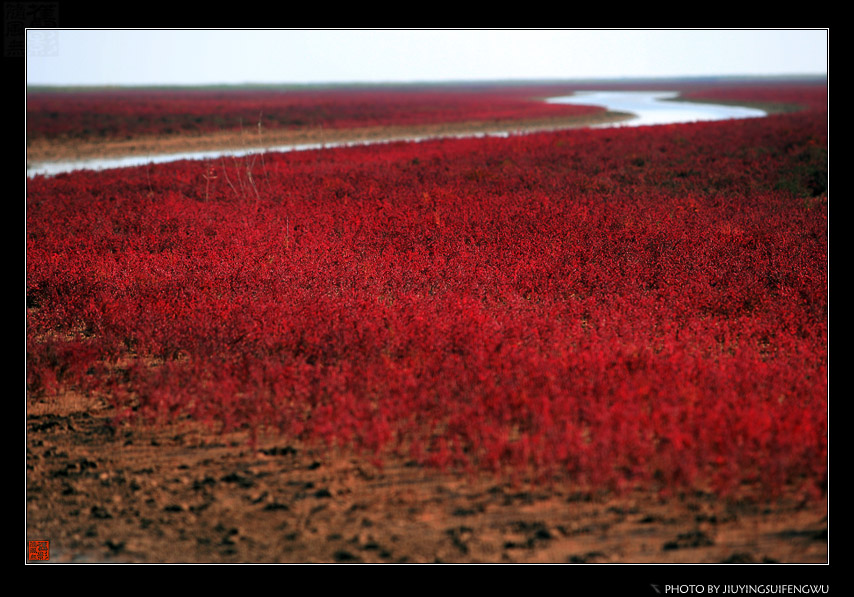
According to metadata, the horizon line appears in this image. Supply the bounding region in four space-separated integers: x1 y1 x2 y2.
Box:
26 73 828 91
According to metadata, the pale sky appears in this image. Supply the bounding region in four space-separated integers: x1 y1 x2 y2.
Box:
25 29 828 87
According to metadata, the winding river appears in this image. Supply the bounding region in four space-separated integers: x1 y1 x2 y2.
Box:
546 90 767 127
26 91 767 178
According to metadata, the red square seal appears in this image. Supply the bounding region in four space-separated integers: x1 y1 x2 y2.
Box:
28 540 49 561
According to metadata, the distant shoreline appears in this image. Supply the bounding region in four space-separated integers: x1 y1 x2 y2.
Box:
25 73 827 93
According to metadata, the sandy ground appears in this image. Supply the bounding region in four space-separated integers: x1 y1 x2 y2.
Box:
26 389 827 565
25 112 634 165
26 117 828 566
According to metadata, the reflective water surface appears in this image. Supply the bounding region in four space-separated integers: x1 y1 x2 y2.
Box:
546 90 767 127
27 91 767 178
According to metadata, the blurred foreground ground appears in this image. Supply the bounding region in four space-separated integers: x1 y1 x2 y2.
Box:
26 391 827 564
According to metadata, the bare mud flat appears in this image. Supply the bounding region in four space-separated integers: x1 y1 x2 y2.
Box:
25 112 634 167
26 391 827 565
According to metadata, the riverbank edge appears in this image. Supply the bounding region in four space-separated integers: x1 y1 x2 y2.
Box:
26 111 635 170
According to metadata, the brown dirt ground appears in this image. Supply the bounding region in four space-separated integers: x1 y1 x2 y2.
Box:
26 390 827 565
25 112 634 165
26 118 828 565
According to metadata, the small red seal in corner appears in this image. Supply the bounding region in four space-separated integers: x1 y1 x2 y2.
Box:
28 540 49 561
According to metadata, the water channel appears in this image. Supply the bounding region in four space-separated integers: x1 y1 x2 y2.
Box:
546 90 767 127
26 91 768 178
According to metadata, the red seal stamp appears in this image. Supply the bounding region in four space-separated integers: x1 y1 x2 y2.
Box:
28 540 49 561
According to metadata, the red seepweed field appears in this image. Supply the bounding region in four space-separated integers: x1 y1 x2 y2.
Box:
25 83 606 141
26 81 828 563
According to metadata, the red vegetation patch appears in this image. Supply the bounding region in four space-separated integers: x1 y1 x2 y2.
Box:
26 84 604 142
680 81 828 112
26 83 827 501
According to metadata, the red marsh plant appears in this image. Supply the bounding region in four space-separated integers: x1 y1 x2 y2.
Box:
26 82 828 500
26 84 605 142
